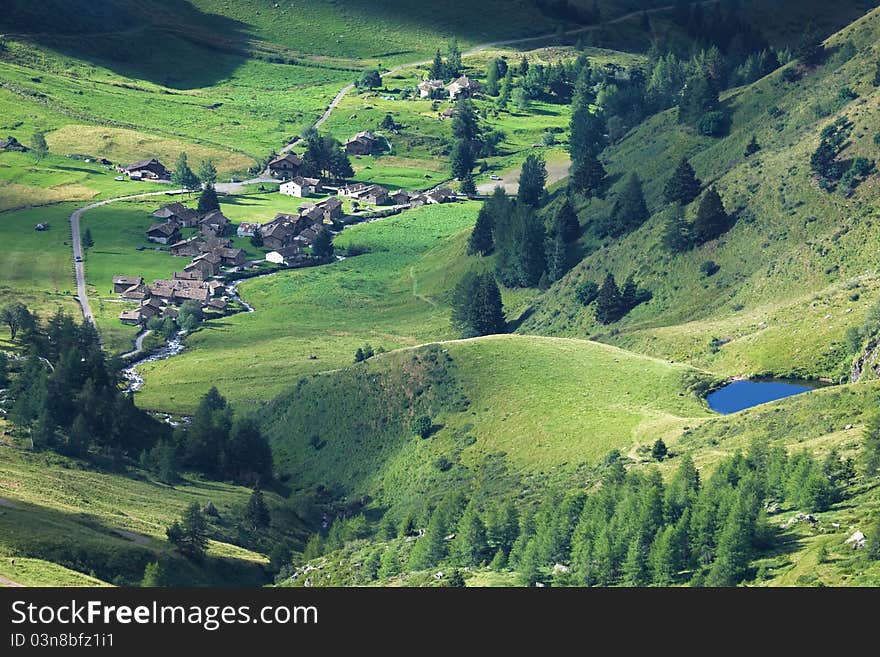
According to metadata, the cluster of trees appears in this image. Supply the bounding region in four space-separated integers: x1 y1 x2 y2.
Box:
593 273 651 324
428 39 462 82
326 436 858 586
142 387 273 486
596 173 649 238
354 344 385 363
810 117 875 194
450 272 505 338
3 307 167 460
299 130 355 181
659 159 733 252
449 100 502 195
146 300 203 338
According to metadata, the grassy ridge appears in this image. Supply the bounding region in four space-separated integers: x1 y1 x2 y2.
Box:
259 335 712 514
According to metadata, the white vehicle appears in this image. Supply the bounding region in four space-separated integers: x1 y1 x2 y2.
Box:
489 175 502 181
114 175 125 181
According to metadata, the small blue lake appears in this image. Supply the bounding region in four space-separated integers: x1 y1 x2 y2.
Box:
707 380 818 414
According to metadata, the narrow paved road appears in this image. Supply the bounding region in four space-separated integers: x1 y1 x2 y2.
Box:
70 190 186 324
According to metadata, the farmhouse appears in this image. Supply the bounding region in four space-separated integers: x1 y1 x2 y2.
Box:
198 210 231 237
268 153 303 178
146 222 181 245
153 202 199 227
0 136 27 152
447 75 479 100
113 275 144 294
294 224 327 247
183 256 216 279
418 79 445 98
169 236 203 257
339 182 368 197
316 196 343 221
237 222 260 237
261 214 297 250
119 158 168 180
218 247 247 267
199 236 233 253
390 189 411 205
120 284 149 301
345 131 382 155
119 309 143 325
266 245 304 266
280 176 322 197
426 187 455 204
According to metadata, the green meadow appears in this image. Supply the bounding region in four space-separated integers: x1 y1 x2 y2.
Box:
132 202 481 412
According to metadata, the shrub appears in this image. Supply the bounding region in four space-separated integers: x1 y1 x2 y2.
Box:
411 415 433 438
698 111 725 137
700 261 720 277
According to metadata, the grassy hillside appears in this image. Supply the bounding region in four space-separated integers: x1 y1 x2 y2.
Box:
0 424 309 585
520 5 880 382
258 335 712 515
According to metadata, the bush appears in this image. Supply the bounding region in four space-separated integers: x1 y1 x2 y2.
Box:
700 261 720 277
698 111 725 137
411 415 433 438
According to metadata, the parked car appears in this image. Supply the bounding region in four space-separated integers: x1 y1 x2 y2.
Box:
114 175 125 181
74 256 82 262
229 177 241 183
490 175 502 180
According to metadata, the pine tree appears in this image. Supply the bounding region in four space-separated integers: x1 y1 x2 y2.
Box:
649 526 678 586
594 273 622 324
661 206 692 253
430 50 446 80
569 72 606 197
198 186 220 214
498 68 513 109
141 560 172 587
167 502 209 560
408 506 447 570
30 130 48 163
664 158 702 205
862 413 880 476
171 152 200 191
795 23 825 67
447 39 462 77
453 502 489 566
467 204 495 255
554 197 580 243
605 173 649 237
245 485 270 530
518 539 542 586
378 546 401 578
311 229 334 259
652 438 668 461
547 230 568 283
678 71 719 126
486 58 503 96
744 135 761 157
517 153 547 207
450 140 475 180
873 60 880 87
693 187 730 244
622 537 650 586
460 172 477 197
197 159 217 187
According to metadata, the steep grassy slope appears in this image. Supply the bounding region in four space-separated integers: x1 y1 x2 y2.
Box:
0 424 308 586
258 335 712 515
520 5 880 381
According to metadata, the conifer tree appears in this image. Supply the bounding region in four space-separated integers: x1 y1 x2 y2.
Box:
744 135 761 157
623 537 650 586
167 502 209 560
460 172 477 197
605 173 649 237
197 159 217 187
171 152 200 192
467 204 495 255
518 539 542 586
517 153 547 207
661 206 692 253
378 546 401 578
245 484 271 530
693 187 730 244
554 197 580 243
664 158 702 205
453 502 489 566
408 507 447 570
595 273 622 324
547 230 568 283
198 185 220 214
